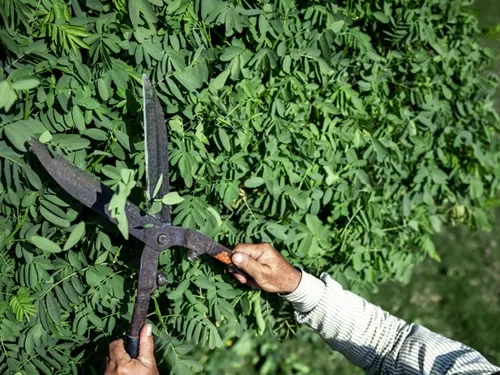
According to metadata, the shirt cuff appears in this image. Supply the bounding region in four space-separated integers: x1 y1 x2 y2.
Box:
281 270 326 312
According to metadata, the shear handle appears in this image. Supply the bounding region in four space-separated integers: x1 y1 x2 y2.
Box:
126 246 159 358
204 242 253 280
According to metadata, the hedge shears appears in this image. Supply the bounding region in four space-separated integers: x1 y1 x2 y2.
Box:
29 75 241 358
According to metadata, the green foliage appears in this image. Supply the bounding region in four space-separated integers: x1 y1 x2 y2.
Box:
201 328 365 375
108 168 137 239
0 0 499 374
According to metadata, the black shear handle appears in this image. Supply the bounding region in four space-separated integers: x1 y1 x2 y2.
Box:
125 336 140 359
125 295 151 358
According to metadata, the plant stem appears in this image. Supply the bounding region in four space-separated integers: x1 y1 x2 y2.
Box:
153 296 166 330
6 209 29 243
24 90 29 119
40 264 94 299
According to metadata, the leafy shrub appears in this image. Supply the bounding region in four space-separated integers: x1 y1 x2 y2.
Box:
0 0 499 373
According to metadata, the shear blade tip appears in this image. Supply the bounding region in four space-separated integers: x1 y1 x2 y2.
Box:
28 137 51 161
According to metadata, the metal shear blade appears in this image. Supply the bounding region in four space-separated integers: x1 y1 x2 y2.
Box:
29 138 163 250
143 74 171 223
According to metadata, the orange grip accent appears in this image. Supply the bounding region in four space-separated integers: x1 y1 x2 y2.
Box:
213 251 232 265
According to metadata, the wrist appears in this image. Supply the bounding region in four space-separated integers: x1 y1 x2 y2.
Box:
280 267 302 294
281 271 326 312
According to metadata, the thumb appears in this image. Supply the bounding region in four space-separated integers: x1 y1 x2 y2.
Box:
137 324 156 367
232 252 263 279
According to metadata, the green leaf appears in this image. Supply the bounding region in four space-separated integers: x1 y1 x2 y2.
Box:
373 12 390 23
266 223 288 240
218 128 231 151
351 96 364 111
356 170 370 185
4 122 33 152
11 79 40 91
9 288 36 322
442 85 452 100
29 236 62 253
429 215 442 233
253 296 265 335
97 78 110 101
168 116 184 134
63 222 86 250
329 20 344 33
429 166 447 184
129 0 157 28
168 279 190 299
166 77 183 100
152 174 164 199
175 63 207 92
24 168 42 189
422 236 441 262
0 80 18 111
162 192 184 205
40 206 70 228
244 177 264 188
85 128 108 141
39 130 53 143
108 169 136 239
209 70 230 93
371 136 387 161
86 268 105 287
72 106 86 131
402 193 411 217
63 280 80 304
76 316 88 336
45 292 61 324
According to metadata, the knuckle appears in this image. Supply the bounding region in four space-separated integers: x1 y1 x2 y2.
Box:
109 339 123 352
116 365 129 375
260 243 273 252
264 243 274 251
234 243 252 254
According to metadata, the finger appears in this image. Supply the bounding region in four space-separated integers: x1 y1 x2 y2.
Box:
233 243 269 260
231 252 263 279
245 279 259 289
109 339 128 361
232 272 248 284
137 324 156 367
231 270 260 289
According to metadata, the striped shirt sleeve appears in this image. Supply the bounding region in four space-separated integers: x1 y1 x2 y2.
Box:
282 271 500 375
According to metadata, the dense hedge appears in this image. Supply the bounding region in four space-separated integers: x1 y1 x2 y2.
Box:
0 0 499 373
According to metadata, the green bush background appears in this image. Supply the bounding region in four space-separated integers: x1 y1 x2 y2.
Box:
0 0 499 374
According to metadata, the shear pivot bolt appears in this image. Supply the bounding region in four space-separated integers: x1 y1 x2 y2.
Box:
157 234 168 245
157 272 168 287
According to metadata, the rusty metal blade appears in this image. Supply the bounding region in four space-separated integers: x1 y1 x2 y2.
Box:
143 74 171 224
28 138 165 251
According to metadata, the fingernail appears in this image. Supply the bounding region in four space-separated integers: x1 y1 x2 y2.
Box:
145 324 152 337
233 253 243 264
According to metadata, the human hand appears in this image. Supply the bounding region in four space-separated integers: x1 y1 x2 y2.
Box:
105 324 159 375
230 243 302 294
